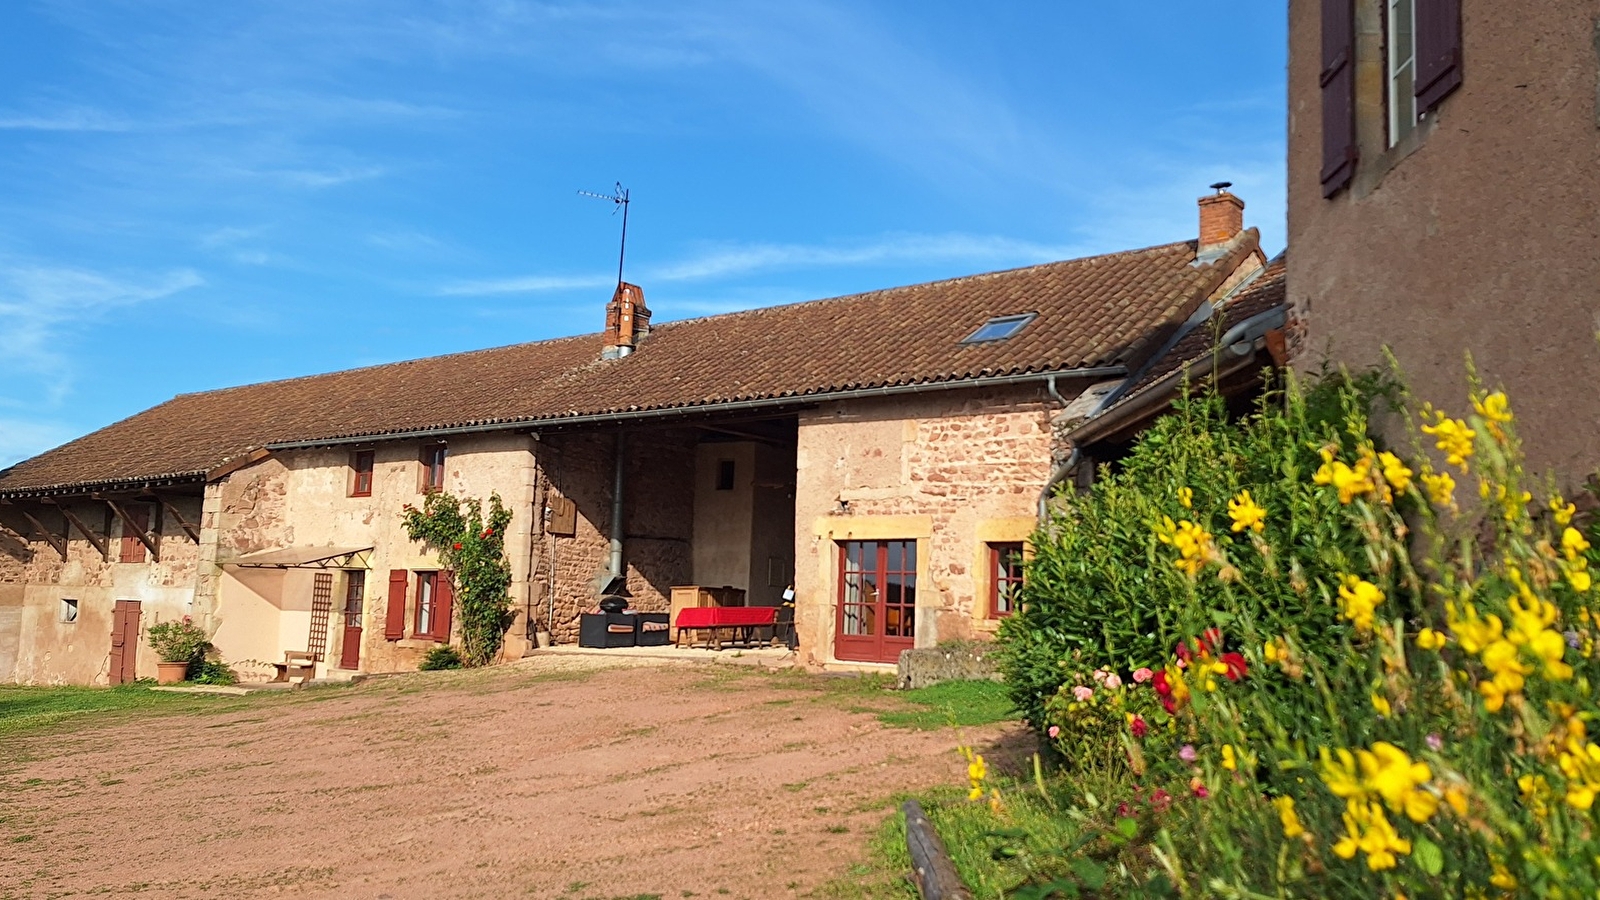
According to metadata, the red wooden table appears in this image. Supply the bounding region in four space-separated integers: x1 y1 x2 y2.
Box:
674 606 778 650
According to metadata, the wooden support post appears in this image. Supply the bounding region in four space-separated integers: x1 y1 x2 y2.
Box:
17 508 68 560
52 502 109 561
902 800 973 900
105 499 160 563
151 495 200 542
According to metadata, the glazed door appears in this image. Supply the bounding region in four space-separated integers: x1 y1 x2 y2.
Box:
339 570 365 670
108 599 142 685
834 540 917 664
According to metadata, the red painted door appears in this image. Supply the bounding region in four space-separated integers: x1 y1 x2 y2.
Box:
834 540 917 664
108 600 142 685
339 570 365 670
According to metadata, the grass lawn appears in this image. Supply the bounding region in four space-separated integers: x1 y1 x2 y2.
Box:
0 683 252 741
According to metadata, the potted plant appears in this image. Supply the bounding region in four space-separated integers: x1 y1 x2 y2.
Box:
146 617 208 684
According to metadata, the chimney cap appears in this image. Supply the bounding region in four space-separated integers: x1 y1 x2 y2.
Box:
1209 181 1233 192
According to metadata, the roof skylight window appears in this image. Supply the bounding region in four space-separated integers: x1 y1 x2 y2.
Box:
961 313 1037 344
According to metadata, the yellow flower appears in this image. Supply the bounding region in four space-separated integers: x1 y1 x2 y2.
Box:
1563 526 1591 559
1177 487 1193 509
1552 497 1577 527
1227 490 1266 533
1332 800 1411 871
1371 692 1392 717
1489 860 1517 890
1421 471 1457 510
1473 391 1513 441
1361 742 1435 822
1272 795 1306 840
1422 411 1476 472
1319 747 1365 800
1443 784 1469 816
1377 451 1413 494
1314 450 1378 504
1416 628 1448 651
1155 516 1214 578
1221 744 1237 771
1337 575 1385 633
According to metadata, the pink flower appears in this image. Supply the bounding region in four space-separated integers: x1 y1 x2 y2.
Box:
1092 669 1109 683
1129 715 1148 739
1116 801 1134 818
1072 685 1094 702
1191 782 1210 799
1133 667 1154 684
1149 789 1172 812
1104 673 1123 690
1426 733 1444 751
1047 725 1061 739
1178 744 1197 763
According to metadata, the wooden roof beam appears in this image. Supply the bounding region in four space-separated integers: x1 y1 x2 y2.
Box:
148 494 199 542
15 506 67 560
104 498 160 563
49 501 108 561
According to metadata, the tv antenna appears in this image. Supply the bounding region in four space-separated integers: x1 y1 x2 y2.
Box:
577 182 630 287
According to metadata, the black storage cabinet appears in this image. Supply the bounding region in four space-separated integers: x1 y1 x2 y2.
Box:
579 612 638 648
633 612 671 646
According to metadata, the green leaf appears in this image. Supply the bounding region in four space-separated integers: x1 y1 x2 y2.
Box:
1413 836 1444 876
1070 858 1107 890
1115 817 1139 839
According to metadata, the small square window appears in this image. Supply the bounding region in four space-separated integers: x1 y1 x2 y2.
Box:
962 313 1037 344
716 459 736 491
61 598 79 624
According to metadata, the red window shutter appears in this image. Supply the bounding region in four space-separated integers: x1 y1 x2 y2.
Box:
385 569 408 640
436 573 454 642
1414 0 1462 111
1320 0 1358 198
120 506 150 563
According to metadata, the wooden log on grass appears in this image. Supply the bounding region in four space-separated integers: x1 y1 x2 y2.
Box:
903 799 973 900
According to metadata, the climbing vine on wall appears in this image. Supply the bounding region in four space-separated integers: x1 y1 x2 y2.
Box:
400 491 515 667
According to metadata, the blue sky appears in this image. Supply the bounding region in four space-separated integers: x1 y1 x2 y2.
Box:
0 1 1287 467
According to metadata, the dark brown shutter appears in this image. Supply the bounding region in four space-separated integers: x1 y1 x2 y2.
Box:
385 569 408 640
1320 0 1358 197
436 573 454 642
1414 0 1462 111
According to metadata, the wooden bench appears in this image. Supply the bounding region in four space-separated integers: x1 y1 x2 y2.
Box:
674 606 778 650
271 651 317 683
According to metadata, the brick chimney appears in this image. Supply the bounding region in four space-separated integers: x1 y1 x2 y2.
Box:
1197 184 1245 262
602 282 650 359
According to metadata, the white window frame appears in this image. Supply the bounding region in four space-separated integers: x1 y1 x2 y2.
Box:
1387 0 1418 146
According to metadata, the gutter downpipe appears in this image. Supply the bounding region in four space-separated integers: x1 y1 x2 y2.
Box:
609 431 626 580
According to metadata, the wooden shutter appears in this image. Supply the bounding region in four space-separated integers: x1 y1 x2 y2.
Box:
385 569 408 640
1320 0 1358 197
119 506 150 563
436 573 454 642
1414 0 1462 111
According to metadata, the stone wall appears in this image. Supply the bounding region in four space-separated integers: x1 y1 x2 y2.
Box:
534 429 695 645
0 495 205 684
794 385 1057 666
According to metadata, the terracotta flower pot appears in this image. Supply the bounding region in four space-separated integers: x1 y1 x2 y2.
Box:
156 661 190 684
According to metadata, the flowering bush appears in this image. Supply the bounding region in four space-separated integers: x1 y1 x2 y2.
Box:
400 491 515 667
998 374 1396 730
145 617 208 664
1042 654 1164 776
987 371 1600 897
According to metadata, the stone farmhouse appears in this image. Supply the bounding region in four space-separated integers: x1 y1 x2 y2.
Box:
0 193 1283 684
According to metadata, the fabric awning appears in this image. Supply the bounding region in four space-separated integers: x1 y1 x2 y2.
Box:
224 546 373 569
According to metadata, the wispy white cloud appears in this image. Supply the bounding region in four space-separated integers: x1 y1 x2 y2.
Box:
0 107 133 132
440 273 615 296
438 231 1082 296
0 263 205 391
265 165 390 188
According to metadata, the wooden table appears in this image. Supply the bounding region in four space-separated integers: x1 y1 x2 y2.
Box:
674 606 777 650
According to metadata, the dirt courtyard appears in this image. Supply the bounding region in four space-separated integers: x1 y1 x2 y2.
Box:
0 657 1022 900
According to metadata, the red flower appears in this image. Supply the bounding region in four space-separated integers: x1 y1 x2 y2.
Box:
1116 800 1134 819
1129 715 1149 739
1220 652 1249 681
452 542 463 550
481 528 494 538
1152 672 1177 714
1149 789 1173 813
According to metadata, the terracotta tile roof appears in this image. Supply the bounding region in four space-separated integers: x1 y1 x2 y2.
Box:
1089 252 1287 422
0 235 1259 496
